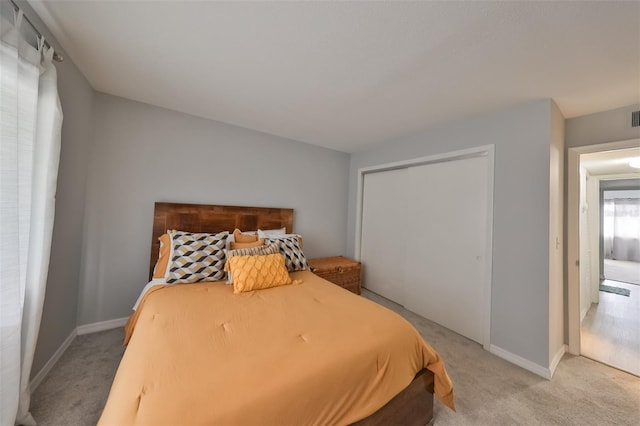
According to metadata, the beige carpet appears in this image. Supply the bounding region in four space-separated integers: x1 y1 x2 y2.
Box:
30 290 640 426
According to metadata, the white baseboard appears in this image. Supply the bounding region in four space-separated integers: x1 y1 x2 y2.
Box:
77 317 128 335
490 344 551 379
30 328 76 391
549 344 567 378
31 316 128 391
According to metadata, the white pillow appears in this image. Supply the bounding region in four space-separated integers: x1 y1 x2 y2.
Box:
257 228 287 239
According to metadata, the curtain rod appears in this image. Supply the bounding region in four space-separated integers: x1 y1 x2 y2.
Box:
9 0 63 62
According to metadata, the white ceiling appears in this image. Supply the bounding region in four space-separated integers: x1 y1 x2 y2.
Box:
581 146 640 176
30 0 640 153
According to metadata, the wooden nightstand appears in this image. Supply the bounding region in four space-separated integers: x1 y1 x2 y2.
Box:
308 256 362 295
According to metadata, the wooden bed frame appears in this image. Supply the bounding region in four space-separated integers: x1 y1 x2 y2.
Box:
149 201 435 425
149 202 294 280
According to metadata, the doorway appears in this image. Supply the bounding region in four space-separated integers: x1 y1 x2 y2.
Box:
568 142 640 376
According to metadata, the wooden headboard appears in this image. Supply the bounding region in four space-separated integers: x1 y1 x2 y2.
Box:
149 202 294 280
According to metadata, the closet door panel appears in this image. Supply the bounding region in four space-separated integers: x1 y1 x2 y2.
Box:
403 156 489 343
360 168 408 304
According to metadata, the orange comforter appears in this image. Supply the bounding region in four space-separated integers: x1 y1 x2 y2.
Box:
99 271 454 425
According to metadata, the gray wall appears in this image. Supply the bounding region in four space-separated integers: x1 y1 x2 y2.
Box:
347 99 554 368
566 104 640 148
77 93 350 325
601 179 640 192
7 1 96 378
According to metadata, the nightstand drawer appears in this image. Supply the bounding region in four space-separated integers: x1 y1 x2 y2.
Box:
309 256 361 295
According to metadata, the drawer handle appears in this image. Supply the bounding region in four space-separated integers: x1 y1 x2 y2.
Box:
337 266 344 273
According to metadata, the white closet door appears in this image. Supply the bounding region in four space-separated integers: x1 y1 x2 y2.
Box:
361 168 408 304
403 156 489 344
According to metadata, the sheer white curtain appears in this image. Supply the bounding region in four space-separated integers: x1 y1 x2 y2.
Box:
0 10 62 426
603 198 640 262
603 199 615 259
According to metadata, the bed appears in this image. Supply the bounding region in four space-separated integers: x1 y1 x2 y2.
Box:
98 202 454 425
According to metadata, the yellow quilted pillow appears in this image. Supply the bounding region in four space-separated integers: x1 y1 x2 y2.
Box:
228 253 292 294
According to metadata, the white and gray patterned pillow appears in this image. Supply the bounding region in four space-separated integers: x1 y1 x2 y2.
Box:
223 242 281 284
265 235 308 272
166 230 229 283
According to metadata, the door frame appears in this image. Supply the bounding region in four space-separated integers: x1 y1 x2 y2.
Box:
567 138 640 355
354 144 495 350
